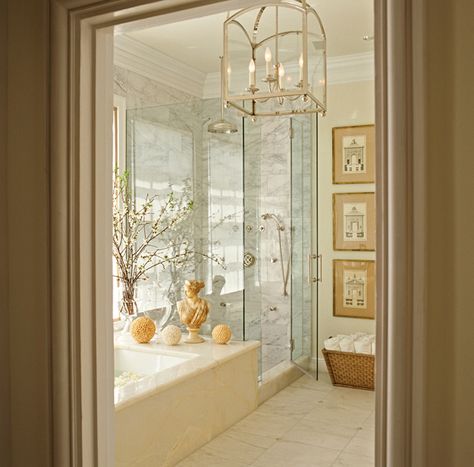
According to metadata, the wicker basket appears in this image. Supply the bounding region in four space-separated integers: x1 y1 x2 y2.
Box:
322 348 375 391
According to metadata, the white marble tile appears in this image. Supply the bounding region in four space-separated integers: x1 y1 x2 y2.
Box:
176 449 249 467
342 429 375 459
251 440 340 467
177 372 375 467
332 451 374 467
257 385 327 418
232 410 301 439
281 417 358 451
289 373 336 393
303 402 372 428
323 387 375 411
199 431 272 464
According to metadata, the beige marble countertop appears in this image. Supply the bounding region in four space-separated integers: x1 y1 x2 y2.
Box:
114 334 260 411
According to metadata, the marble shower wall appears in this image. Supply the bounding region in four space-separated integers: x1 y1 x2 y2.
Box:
244 118 294 374
114 64 312 374
114 65 210 324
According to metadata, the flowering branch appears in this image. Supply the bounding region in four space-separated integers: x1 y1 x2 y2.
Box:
112 171 224 316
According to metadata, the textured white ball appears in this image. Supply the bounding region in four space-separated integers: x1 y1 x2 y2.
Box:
161 325 182 346
212 324 232 344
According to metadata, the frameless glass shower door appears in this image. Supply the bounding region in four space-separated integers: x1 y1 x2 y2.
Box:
126 98 318 381
290 115 318 379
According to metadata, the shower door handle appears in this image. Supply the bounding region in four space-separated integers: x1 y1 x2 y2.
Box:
317 254 323 283
307 253 318 284
307 253 322 284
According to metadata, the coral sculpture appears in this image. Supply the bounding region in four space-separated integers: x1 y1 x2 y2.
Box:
130 316 156 343
212 324 232 344
161 325 182 346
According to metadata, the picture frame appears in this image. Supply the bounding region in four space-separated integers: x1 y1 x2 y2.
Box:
332 124 375 184
333 259 376 319
333 192 375 251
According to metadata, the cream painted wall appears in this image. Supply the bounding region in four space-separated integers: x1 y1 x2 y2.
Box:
317 80 375 354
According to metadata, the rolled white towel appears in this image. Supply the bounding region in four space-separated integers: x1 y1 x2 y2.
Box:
371 340 376 355
354 335 372 354
351 332 366 341
339 335 355 353
324 336 341 351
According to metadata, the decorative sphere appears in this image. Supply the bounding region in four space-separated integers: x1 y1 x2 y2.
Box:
212 324 232 344
131 316 156 344
161 325 182 346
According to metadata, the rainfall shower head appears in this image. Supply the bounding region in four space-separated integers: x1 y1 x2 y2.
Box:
207 55 238 135
208 118 238 134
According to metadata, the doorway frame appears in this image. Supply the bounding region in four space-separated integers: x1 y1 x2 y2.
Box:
50 0 426 465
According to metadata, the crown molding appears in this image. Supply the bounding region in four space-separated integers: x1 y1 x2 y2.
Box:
202 51 374 98
327 51 374 85
114 35 206 98
114 34 374 99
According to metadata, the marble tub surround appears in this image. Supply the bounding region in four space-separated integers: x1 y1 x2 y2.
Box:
177 373 375 467
114 334 259 409
115 337 260 467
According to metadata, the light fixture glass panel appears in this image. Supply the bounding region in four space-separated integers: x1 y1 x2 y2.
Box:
307 10 326 111
223 1 327 118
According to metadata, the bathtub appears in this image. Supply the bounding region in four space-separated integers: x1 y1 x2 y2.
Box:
114 336 260 467
114 346 198 406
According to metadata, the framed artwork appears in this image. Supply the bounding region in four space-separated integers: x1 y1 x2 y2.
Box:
332 124 375 184
333 259 375 319
333 192 375 251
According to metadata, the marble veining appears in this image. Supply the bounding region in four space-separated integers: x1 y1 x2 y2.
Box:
114 64 314 377
115 338 260 467
177 373 375 467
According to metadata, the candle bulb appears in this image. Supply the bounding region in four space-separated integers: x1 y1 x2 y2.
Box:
299 53 304 82
265 47 272 77
227 64 232 89
278 63 285 89
248 58 256 87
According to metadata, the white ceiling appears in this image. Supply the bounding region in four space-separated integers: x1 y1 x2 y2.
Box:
122 0 374 75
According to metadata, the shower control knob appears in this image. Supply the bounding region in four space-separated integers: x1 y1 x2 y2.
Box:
243 252 256 268
269 306 277 311
271 257 278 263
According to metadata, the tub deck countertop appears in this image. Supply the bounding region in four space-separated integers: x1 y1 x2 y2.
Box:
114 334 260 410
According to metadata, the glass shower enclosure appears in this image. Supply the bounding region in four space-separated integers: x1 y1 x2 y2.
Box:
125 98 318 380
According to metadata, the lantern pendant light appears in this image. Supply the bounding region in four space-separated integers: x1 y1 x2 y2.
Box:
223 0 327 118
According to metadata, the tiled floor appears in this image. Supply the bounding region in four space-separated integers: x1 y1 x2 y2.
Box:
176 373 375 467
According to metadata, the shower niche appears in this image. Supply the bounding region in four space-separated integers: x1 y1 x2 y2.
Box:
125 98 318 380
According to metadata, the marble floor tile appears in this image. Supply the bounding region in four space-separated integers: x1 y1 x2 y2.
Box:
231 411 301 438
201 431 274 464
257 386 327 417
251 440 340 467
323 388 375 411
289 373 334 393
223 428 278 450
175 449 249 467
332 451 374 467
342 431 375 459
281 417 357 451
176 374 375 467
